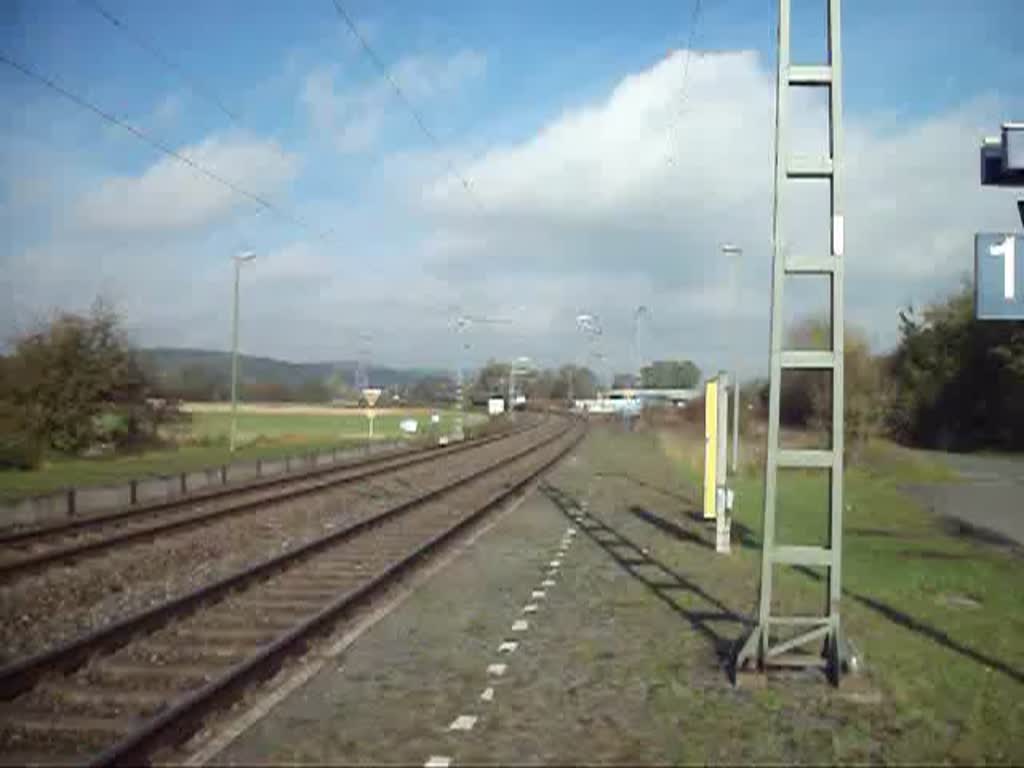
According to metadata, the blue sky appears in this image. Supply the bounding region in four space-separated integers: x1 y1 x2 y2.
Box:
1 0 1022 378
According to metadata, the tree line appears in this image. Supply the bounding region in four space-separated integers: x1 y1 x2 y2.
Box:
4 283 1021 471
763 282 1024 453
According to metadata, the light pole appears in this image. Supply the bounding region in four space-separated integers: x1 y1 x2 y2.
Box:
449 311 510 438
229 250 257 453
633 305 648 385
721 243 742 473
574 313 601 405
507 355 531 417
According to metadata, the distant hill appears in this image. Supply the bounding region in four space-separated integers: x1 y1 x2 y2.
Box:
139 347 445 393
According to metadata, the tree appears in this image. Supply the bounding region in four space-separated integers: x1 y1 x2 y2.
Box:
296 378 331 403
3 300 158 454
326 371 360 403
405 375 457 405
0 356 43 469
469 360 511 403
781 315 887 451
240 380 290 402
518 365 597 401
640 360 701 389
887 283 1024 450
162 363 229 401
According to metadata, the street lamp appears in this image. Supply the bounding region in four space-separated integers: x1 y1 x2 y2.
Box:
573 312 602 404
449 310 511 439
229 250 256 453
507 355 532 417
633 305 648 385
720 243 742 473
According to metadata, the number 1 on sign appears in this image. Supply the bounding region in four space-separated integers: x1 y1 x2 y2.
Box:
990 235 1016 300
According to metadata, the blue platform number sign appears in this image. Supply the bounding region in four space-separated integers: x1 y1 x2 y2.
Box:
975 233 1024 320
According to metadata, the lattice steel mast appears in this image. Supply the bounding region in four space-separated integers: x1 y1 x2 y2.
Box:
736 0 848 682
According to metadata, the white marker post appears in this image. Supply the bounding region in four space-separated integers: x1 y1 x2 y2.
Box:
362 387 382 449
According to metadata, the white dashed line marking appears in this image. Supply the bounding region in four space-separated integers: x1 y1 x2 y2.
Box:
498 640 518 653
512 619 529 632
487 663 508 677
531 590 545 599
522 604 538 614
449 715 477 732
541 578 556 587
480 687 495 702
550 560 562 567
424 756 451 767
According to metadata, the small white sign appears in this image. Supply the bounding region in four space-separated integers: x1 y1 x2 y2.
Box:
399 419 418 434
832 215 845 257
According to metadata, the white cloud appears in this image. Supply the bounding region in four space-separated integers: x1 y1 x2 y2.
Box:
74 135 298 236
6 46 1018 377
301 50 487 154
418 49 1017 374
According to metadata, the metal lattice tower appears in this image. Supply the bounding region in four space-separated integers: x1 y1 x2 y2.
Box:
736 0 847 681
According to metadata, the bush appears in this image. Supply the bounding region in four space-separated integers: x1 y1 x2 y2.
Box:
0 403 43 470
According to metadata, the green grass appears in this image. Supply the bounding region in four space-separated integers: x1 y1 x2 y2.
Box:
573 425 1024 764
188 409 465 443
0 407 480 501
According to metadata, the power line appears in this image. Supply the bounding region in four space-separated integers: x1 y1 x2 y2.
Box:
665 0 706 166
0 51 331 239
79 0 240 124
329 0 481 209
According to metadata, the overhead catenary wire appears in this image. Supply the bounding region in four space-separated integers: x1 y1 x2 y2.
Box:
0 52 332 240
78 0 240 123
329 0 482 210
665 0 706 166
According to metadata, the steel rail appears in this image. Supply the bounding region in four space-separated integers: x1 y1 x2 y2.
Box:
0 419 546 580
0 419 577 711
91 424 583 766
0 417 537 548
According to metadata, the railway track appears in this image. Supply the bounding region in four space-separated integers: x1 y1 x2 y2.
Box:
0 417 544 581
0 417 583 765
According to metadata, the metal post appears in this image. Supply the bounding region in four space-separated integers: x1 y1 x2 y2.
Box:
229 258 241 453
733 377 740 472
507 366 514 419
455 363 464 440
180 473 187 495
67 488 76 517
735 0 848 682
716 372 731 554
730 251 741 474
722 244 742 473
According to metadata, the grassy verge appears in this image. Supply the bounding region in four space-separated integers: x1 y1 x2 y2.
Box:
0 407 480 501
565 423 1024 763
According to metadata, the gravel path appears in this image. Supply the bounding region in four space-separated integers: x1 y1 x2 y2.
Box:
208 430 885 766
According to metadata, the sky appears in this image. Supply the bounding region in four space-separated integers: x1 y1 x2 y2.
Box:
1 0 1022 381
